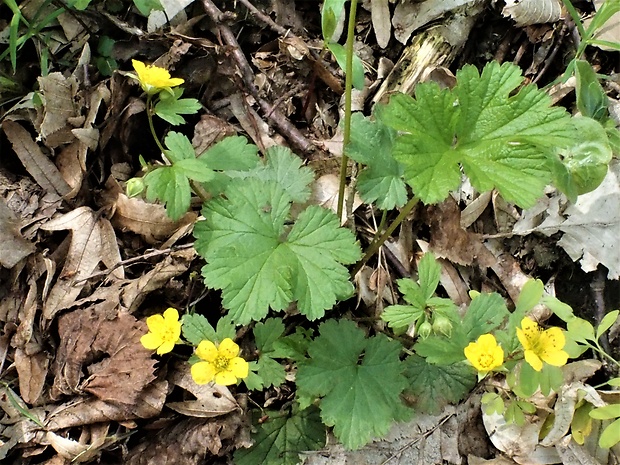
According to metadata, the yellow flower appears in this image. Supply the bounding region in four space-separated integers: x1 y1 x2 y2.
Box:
464 334 504 373
131 59 184 95
191 338 249 386
517 317 568 372
140 308 182 355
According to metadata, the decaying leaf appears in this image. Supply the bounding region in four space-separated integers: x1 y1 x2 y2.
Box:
37 72 80 147
502 0 562 27
167 364 239 418
125 411 251 465
45 379 168 430
52 305 157 404
2 120 71 198
0 198 36 268
370 0 391 48
41 207 122 321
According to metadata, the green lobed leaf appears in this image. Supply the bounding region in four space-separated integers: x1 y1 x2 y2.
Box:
257 355 286 388
461 292 509 340
377 62 584 208
575 60 608 121
234 407 325 465
199 135 260 171
181 313 217 345
155 88 201 125
345 113 407 209
164 131 196 162
403 355 476 415
254 318 286 353
381 305 423 330
143 166 191 220
296 320 409 450
414 333 467 365
195 177 361 324
247 145 315 203
271 328 313 361
418 252 442 300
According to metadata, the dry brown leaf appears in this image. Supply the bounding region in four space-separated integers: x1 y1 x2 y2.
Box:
45 379 168 430
37 73 80 147
2 120 71 197
125 412 251 465
46 424 109 463
0 197 36 268
371 0 391 48
192 114 237 155
15 347 49 406
167 364 239 418
52 305 157 404
502 0 562 27
41 207 122 321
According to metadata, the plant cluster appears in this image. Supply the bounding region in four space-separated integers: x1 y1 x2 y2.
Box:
125 2 620 463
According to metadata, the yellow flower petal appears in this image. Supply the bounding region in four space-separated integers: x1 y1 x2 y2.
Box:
163 307 179 322
157 340 176 355
146 314 165 333
540 327 565 350
464 334 504 373
229 357 249 378
218 338 240 359
214 370 238 386
541 349 569 367
524 349 543 371
191 361 216 384
196 340 218 362
141 332 163 350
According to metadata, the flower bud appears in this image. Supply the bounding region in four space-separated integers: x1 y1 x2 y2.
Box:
126 177 145 197
432 314 453 337
418 321 432 339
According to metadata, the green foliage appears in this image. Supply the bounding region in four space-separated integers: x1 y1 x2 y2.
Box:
574 60 608 121
296 320 410 449
234 407 325 465
181 313 236 345
143 132 215 220
376 61 611 208
326 43 366 91
251 318 287 389
345 113 407 209
504 399 536 426
155 88 202 125
132 0 163 16
194 148 361 324
403 355 476 415
382 252 457 331
589 404 620 448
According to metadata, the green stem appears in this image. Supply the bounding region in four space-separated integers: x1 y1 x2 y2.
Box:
146 94 166 155
592 342 620 369
337 0 359 220
351 196 419 276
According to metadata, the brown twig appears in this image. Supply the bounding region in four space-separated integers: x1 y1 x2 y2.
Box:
201 0 315 154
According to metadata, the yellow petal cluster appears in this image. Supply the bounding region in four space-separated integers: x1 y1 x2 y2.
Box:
464 334 504 373
140 308 182 355
131 59 184 94
517 317 568 371
191 338 249 386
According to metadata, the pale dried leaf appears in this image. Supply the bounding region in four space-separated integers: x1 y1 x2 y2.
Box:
2 120 71 197
167 364 239 418
502 0 562 27
38 72 79 147
46 426 107 463
41 207 104 320
15 348 49 406
392 0 478 44
0 198 36 268
371 0 391 48
311 174 363 224
125 412 251 465
148 0 195 32
52 305 157 404
46 379 168 430
192 114 237 155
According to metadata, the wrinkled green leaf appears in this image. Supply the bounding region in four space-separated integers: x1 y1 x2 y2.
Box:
297 320 409 450
155 88 201 125
234 407 325 465
403 355 475 415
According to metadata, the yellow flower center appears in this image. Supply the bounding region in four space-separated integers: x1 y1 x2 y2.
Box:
213 355 230 371
477 354 495 369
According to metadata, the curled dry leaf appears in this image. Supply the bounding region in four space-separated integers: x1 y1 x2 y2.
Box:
42 207 123 321
0 198 35 268
167 363 239 418
45 379 168 430
125 412 251 465
502 0 562 27
51 305 157 405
